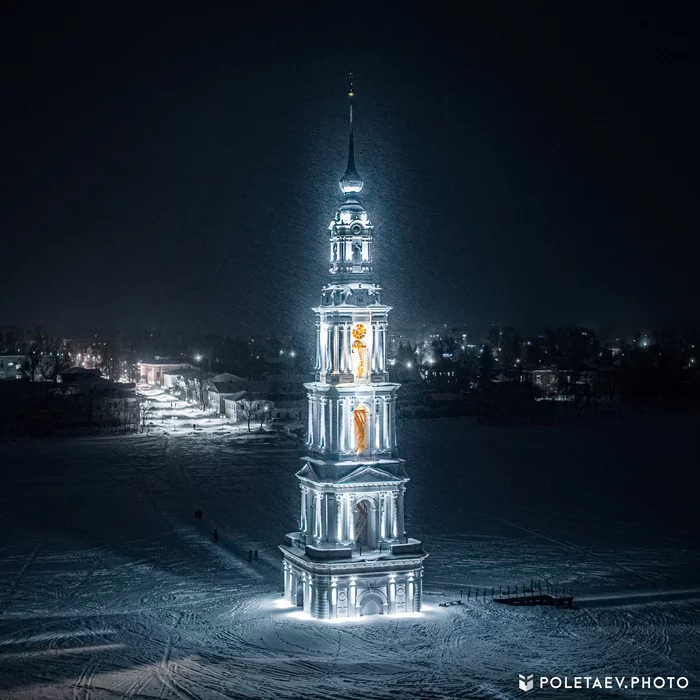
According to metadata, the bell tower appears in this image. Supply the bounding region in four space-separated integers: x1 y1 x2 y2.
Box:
280 75 427 619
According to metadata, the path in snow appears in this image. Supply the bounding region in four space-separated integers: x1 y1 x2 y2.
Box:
0 413 698 699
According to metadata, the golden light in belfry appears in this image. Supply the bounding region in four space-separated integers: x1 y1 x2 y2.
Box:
353 404 367 454
352 324 367 340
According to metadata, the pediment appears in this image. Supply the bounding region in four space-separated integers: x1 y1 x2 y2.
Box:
296 463 320 481
337 465 401 484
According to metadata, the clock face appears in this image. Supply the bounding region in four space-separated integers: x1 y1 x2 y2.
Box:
352 323 367 340
355 294 364 304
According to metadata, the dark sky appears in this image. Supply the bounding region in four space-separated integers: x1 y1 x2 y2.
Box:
1 3 697 338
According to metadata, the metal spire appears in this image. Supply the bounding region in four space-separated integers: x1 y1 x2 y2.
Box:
340 72 363 195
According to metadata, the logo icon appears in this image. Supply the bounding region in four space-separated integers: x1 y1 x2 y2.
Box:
519 674 534 692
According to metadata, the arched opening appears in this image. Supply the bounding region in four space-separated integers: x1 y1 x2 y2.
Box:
357 590 386 616
361 597 382 616
296 581 304 608
354 500 369 548
353 404 368 454
353 497 377 550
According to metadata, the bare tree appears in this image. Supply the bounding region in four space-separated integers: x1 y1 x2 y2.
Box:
237 399 256 432
191 366 211 411
140 401 156 434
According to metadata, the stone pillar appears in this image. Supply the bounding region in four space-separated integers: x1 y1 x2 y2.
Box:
336 494 343 542
380 493 386 539
339 399 346 452
307 397 313 446
339 326 345 373
303 575 311 614
408 577 415 613
319 398 326 449
381 324 387 371
333 324 339 374
392 491 398 538
348 497 355 541
374 399 380 450
397 488 406 538
382 397 391 450
349 579 357 617
300 487 307 533
314 492 322 540
315 322 321 371
389 578 396 614
313 576 330 619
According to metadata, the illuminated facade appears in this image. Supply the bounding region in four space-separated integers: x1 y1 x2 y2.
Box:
280 79 427 618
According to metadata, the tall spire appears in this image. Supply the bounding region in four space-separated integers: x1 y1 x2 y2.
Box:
340 72 363 195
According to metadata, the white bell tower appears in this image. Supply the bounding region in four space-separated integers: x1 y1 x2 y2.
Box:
280 75 427 619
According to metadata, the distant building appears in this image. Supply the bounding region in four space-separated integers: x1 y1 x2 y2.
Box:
140 361 195 386
0 355 26 380
207 376 247 413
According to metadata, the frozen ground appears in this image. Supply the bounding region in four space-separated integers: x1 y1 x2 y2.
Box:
0 412 699 699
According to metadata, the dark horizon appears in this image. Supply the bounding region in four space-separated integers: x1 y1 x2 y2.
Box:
1 4 697 337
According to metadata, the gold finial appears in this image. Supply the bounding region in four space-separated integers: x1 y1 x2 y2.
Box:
348 72 354 98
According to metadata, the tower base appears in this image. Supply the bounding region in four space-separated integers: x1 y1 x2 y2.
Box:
280 535 427 619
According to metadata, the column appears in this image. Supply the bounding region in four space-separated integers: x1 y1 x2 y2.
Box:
306 490 313 538
374 400 380 450
383 397 389 449
416 570 423 612
333 324 339 374
300 487 307 533
327 325 333 372
348 496 355 541
315 322 321 370
380 493 387 539
307 397 313 446
389 576 396 614
320 398 326 449
339 326 346 373
339 399 345 452
381 324 387 372
314 492 322 540
392 491 398 538
336 494 343 542
345 322 351 374
349 578 357 617
408 576 415 613
397 488 405 538
371 323 377 372
314 576 330 619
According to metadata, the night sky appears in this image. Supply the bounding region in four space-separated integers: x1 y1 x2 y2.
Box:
1 4 697 337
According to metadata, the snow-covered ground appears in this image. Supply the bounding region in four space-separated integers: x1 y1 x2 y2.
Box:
0 413 699 699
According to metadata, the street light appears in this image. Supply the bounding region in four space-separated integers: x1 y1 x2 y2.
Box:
172 416 177 432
